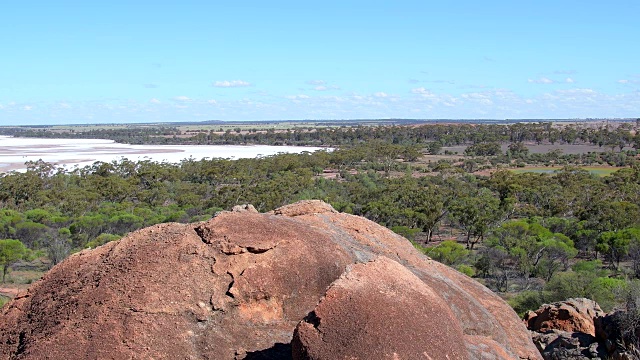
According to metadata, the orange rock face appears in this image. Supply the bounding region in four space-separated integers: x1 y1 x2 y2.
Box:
524 298 605 337
0 200 541 359
292 256 468 360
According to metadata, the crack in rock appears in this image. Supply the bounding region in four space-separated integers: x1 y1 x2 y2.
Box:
194 226 278 255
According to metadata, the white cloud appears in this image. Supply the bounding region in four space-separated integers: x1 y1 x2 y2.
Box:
528 77 555 84
285 94 310 100
307 80 339 91
59 103 71 109
5 82 639 124
565 78 575 83
213 80 251 88
313 85 340 91
411 87 437 98
556 88 596 95
461 92 494 105
618 79 629 84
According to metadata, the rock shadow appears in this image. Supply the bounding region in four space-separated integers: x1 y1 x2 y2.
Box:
244 343 292 360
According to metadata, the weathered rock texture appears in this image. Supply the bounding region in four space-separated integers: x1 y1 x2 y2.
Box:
0 200 541 360
526 299 639 359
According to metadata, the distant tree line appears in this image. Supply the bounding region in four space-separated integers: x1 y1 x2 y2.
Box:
2 121 639 149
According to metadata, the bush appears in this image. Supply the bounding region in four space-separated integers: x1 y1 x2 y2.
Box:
85 233 121 249
456 264 475 277
423 241 469 266
391 226 421 241
465 142 501 156
508 291 545 317
545 270 626 312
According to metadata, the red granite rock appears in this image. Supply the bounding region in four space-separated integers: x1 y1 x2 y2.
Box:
0 200 541 360
292 256 467 360
525 298 605 336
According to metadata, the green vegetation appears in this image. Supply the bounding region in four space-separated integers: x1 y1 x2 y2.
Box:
1 120 640 314
0 239 29 283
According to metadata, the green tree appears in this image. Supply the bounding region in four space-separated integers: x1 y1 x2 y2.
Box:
598 227 640 270
507 142 529 156
0 210 23 239
485 220 577 287
464 142 501 156
449 188 503 250
14 221 48 249
46 229 72 266
427 141 442 155
0 239 28 283
627 228 640 278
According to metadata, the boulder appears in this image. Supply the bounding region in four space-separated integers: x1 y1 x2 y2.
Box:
526 299 640 359
292 256 467 360
525 298 605 337
0 200 541 359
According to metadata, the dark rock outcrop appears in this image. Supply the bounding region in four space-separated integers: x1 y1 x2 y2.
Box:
531 330 606 359
0 200 541 359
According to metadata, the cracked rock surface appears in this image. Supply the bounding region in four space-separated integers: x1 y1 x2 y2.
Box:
0 200 541 359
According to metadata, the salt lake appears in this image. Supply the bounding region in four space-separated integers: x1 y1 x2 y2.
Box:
0 136 329 173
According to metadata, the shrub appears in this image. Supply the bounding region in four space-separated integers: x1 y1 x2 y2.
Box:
456 264 475 277
391 226 421 241
0 295 8 308
85 233 121 249
423 241 469 266
508 291 545 317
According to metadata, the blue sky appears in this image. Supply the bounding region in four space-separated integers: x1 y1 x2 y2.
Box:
1 1 638 124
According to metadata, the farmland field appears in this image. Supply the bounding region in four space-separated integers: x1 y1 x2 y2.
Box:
510 166 622 176
442 143 633 155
